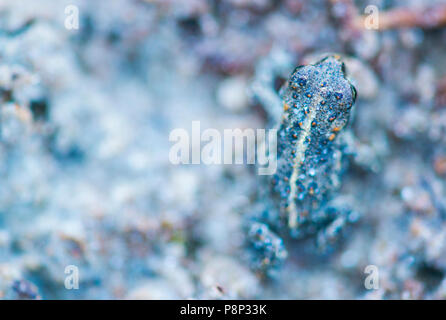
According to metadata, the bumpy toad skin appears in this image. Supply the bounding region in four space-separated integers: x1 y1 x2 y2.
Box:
273 56 356 236
248 55 358 273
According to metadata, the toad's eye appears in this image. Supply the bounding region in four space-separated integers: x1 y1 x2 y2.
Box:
350 84 357 102
341 62 347 75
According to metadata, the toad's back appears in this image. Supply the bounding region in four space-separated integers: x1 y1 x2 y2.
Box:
268 56 357 237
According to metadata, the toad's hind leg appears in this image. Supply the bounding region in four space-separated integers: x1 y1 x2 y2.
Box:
246 221 288 275
315 197 360 253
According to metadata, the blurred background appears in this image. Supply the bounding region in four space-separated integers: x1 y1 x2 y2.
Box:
0 0 446 299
